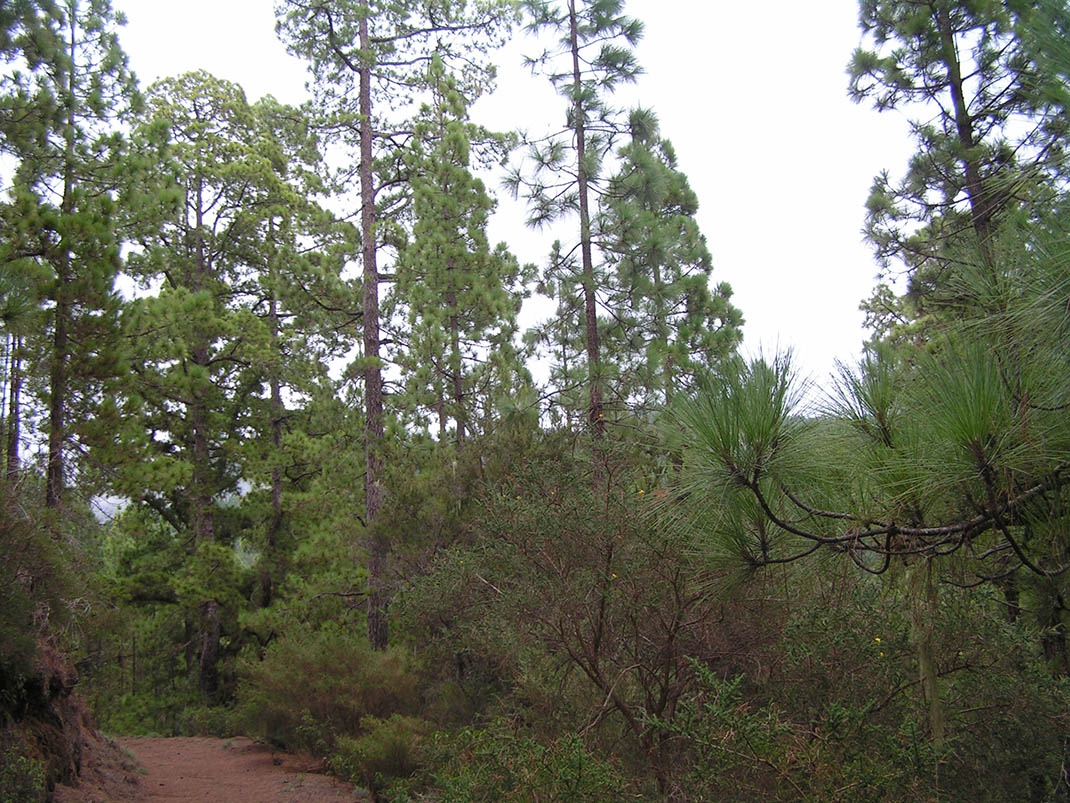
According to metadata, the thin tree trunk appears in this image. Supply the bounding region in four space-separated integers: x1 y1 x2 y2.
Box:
48 288 69 510
262 289 283 609
437 391 447 437
47 289 69 510
909 558 944 743
47 7 79 512
360 14 388 651
5 335 21 481
569 0 603 440
447 281 465 450
190 173 221 697
935 9 994 264
192 356 220 698
652 262 673 406
0 336 7 467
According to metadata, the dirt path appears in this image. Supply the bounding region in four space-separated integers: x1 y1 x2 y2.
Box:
55 735 365 802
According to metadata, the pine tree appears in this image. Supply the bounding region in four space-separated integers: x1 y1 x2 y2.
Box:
393 56 529 450
848 0 1068 304
524 239 595 431
106 72 317 696
508 0 642 436
240 95 351 609
599 109 742 411
277 0 513 649
0 0 139 512
0 263 44 480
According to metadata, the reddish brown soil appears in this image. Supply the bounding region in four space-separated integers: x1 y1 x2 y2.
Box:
54 735 365 802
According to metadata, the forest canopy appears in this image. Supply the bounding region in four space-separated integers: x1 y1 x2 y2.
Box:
1 1 1069 801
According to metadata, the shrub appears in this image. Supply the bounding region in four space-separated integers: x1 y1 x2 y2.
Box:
651 573 1070 802
329 714 428 798
234 627 420 754
427 725 630 802
0 484 74 721
0 733 46 803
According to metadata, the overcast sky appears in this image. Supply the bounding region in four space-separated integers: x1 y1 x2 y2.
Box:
112 0 915 390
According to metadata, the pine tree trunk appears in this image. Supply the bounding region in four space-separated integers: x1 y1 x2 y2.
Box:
47 13 79 512
46 3 86 511
5 335 21 481
191 175 221 697
652 262 673 406
935 9 993 263
908 559 944 743
191 344 221 697
447 281 465 450
47 289 68 510
360 14 388 651
262 286 283 609
197 600 221 697
569 0 604 440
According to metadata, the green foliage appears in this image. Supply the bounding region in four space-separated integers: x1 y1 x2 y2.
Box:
0 484 75 718
648 668 801 801
397 439 789 795
427 725 630 802
392 56 532 443
848 0 1068 273
85 600 201 736
0 733 45 803
650 571 1070 801
511 0 646 430
850 0 1070 355
329 714 428 799
0 0 141 509
4 3 1070 802
599 109 742 409
235 629 420 754
672 232 1070 576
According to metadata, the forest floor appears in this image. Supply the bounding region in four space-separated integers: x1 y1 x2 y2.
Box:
54 735 366 802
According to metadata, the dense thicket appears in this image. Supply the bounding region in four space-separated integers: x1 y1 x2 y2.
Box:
1 1 1068 801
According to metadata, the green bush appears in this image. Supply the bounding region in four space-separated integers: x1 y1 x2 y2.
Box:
235 627 420 753
0 735 46 803
329 714 428 798
0 485 74 720
649 574 1070 802
428 725 630 802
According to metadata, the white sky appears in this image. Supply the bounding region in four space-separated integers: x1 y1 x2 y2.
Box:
112 0 915 389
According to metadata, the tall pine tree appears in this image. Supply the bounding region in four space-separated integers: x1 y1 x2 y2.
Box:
393 55 529 450
108 72 320 696
508 0 642 436
849 0 1068 322
0 0 138 512
599 109 742 411
277 0 513 649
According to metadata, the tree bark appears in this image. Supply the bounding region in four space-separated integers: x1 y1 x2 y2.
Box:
935 9 994 263
447 279 465 450
569 0 604 440
5 335 21 481
47 7 79 512
190 173 221 697
360 13 388 651
262 289 283 609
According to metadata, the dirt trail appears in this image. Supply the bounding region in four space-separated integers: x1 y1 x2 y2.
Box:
55 736 365 802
